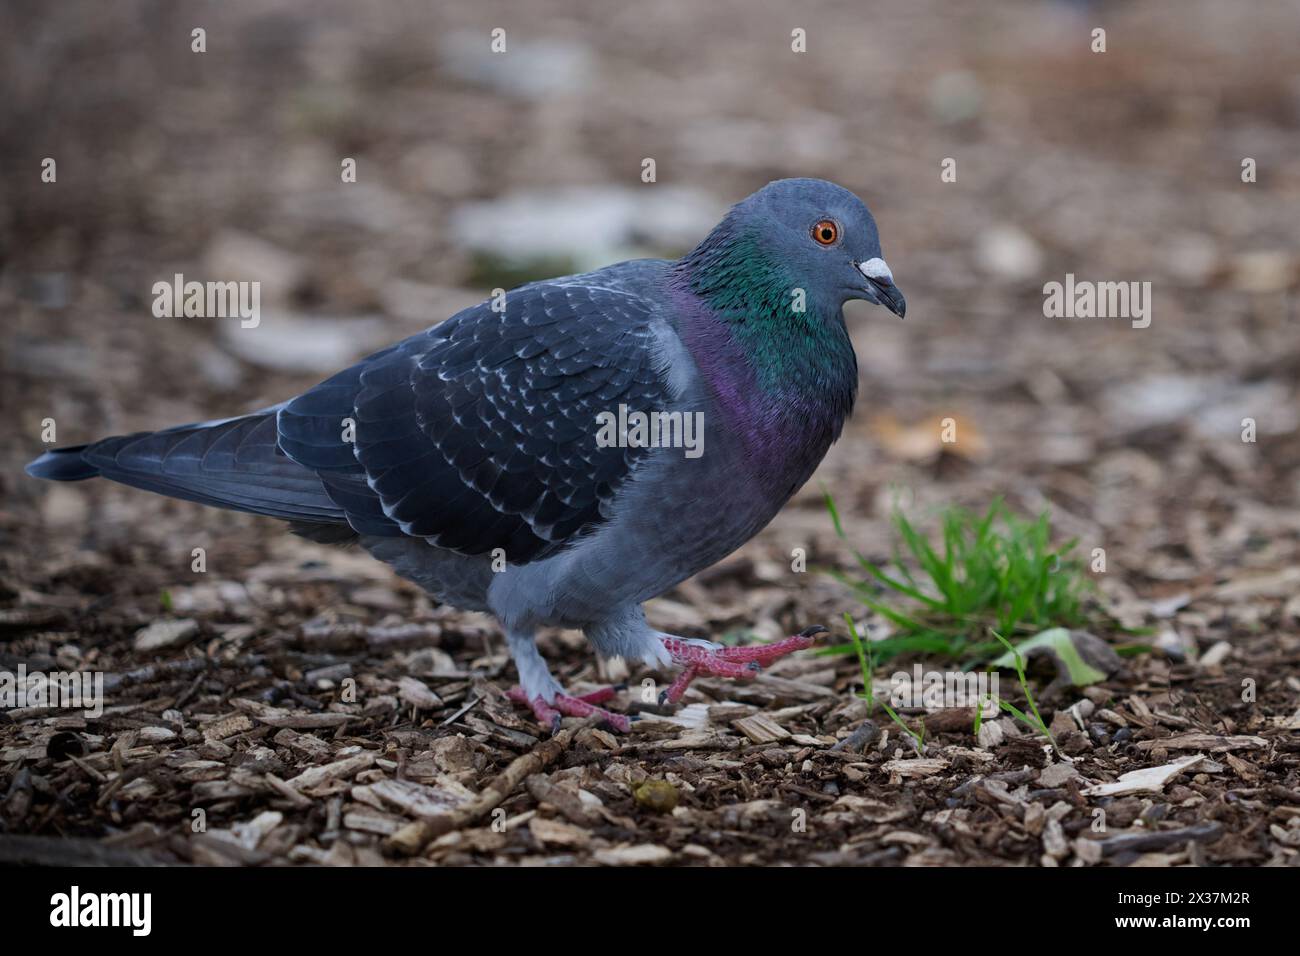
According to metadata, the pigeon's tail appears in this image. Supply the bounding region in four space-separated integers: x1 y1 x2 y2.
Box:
25 445 100 481
25 412 352 529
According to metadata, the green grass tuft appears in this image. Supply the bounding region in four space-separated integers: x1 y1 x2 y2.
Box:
824 495 1094 666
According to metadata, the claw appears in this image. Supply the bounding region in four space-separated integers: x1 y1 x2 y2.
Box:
660 664 700 706
508 685 632 733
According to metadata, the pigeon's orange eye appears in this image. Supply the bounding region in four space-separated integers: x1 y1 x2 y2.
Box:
811 219 839 245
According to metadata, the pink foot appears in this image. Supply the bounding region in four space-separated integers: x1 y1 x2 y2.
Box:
507 685 633 733
658 626 825 705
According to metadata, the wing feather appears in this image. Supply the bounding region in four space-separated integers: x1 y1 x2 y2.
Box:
278 280 670 562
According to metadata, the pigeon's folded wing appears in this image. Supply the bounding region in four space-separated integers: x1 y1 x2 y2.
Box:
278 282 668 562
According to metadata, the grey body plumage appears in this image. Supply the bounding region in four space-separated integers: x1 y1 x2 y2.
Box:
26 178 905 704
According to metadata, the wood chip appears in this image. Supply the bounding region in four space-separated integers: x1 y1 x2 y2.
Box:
1038 762 1080 788
253 712 352 730
202 714 254 741
1135 733 1267 753
227 810 283 850
1096 822 1224 857
369 777 475 818
1082 755 1206 797
343 809 404 835
528 816 591 847
133 619 199 651
881 757 948 778
1198 641 1232 667
398 676 443 710
264 772 312 808
731 713 791 744
284 752 376 791
592 844 673 866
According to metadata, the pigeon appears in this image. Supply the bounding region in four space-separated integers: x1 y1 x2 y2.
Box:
27 177 905 731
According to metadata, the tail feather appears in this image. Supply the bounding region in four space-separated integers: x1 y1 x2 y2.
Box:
26 413 352 528
26 445 100 481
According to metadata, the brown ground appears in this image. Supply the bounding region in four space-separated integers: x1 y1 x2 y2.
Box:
2 1 1299 866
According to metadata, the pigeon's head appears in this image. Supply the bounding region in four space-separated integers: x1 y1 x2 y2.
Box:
746 178 904 318
679 178 905 320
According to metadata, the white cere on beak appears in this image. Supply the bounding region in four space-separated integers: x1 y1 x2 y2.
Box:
858 257 894 284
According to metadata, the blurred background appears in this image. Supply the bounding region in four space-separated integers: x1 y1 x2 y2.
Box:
2 0 1299 645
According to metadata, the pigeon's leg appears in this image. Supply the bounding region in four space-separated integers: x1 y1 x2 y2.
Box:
506 628 563 702
657 626 826 705
504 628 632 733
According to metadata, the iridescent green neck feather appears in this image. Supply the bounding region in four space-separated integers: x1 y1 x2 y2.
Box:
673 224 858 408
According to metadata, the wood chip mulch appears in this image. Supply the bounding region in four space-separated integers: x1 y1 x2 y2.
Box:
2 544 1298 867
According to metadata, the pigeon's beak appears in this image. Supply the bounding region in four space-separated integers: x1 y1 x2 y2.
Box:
857 258 906 319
